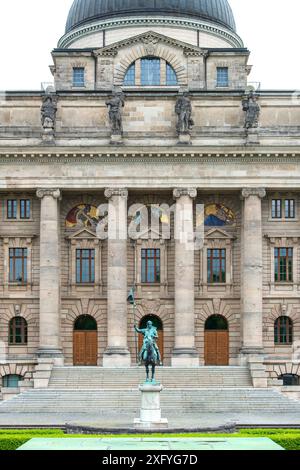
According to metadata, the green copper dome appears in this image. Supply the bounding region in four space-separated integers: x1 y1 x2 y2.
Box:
66 0 236 33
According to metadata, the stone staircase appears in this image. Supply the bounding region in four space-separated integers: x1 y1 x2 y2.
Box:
48 366 253 389
1 388 300 414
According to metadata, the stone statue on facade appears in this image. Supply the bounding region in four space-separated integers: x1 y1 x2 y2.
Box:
106 91 125 136
242 92 260 129
175 92 194 134
135 320 162 383
41 95 57 131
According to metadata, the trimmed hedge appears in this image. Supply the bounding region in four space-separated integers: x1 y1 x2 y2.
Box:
0 428 300 450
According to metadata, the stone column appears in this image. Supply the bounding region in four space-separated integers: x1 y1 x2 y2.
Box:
103 188 131 367
172 188 199 367
36 189 63 365
241 188 266 356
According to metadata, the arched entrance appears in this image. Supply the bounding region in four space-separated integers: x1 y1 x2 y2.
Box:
73 315 98 366
138 315 164 363
204 315 229 366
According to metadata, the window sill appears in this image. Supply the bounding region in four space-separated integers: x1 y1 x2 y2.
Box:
8 344 27 347
274 344 293 347
75 283 96 287
268 218 298 222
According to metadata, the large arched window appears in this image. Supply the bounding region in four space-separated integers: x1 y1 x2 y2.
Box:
9 317 28 345
74 315 97 331
205 315 228 331
124 58 178 86
274 316 293 344
2 374 22 388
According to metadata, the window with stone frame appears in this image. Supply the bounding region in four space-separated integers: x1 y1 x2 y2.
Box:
9 317 28 345
271 198 295 220
274 247 293 282
141 248 161 283
73 67 85 87
216 67 229 87
76 248 95 284
123 58 178 86
9 248 28 284
207 248 226 284
5 198 31 220
274 316 293 344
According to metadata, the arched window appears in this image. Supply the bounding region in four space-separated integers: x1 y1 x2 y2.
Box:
279 374 300 386
205 315 228 331
2 374 22 388
9 317 28 345
274 316 293 344
123 58 178 86
74 315 97 331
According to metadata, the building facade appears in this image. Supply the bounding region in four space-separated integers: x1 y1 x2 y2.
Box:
1 0 300 394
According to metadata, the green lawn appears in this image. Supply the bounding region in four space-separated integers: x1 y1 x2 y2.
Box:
0 428 300 450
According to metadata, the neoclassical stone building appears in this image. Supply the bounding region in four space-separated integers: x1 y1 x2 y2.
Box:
0 0 300 395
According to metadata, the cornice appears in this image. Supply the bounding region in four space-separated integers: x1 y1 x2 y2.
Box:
58 16 243 49
0 151 300 165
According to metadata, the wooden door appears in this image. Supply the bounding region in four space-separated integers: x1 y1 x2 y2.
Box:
138 331 164 363
73 331 97 366
205 331 229 366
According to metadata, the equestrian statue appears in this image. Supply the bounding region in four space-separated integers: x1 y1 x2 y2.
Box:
134 320 162 384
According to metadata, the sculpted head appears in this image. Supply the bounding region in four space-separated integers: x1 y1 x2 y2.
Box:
147 321 153 328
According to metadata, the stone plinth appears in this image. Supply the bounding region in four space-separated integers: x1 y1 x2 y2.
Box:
134 383 168 430
246 129 260 146
178 132 191 145
110 133 123 145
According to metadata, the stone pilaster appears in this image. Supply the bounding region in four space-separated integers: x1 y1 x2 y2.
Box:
103 188 131 367
172 188 199 367
36 189 63 365
241 188 266 357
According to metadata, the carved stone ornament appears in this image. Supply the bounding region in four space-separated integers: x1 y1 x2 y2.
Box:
36 189 61 200
141 34 159 55
173 188 197 199
241 188 266 199
104 188 129 199
175 92 194 134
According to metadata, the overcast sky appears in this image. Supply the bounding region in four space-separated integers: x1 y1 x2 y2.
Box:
0 0 299 90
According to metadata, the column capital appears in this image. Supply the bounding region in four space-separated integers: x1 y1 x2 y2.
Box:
36 188 61 200
241 188 266 199
173 188 197 200
104 188 128 200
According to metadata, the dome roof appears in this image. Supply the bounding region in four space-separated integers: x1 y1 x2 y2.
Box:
66 0 236 33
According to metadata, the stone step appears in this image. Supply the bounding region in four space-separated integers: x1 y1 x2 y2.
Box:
48 366 253 389
1 388 300 414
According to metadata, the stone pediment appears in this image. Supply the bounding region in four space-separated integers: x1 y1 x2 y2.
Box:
67 227 97 240
205 228 235 240
94 31 206 57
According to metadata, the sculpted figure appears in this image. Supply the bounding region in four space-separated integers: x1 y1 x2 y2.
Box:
106 92 125 134
135 320 162 383
242 92 260 129
41 95 57 130
175 92 194 134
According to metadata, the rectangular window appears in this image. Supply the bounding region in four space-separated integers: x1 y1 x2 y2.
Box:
76 249 95 284
9 248 27 283
20 200 31 219
7 200 17 219
285 199 295 219
272 199 282 219
141 249 161 283
216 67 229 87
274 247 293 282
141 58 161 86
207 249 226 283
73 67 85 87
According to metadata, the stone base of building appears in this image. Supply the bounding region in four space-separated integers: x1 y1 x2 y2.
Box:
177 132 191 145
37 348 64 366
110 132 123 145
103 347 131 368
171 348 200 367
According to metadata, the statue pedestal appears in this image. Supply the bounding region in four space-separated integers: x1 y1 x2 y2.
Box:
42 128 55 144
178 132 191 145
134 383 168 430
110 132 123 145
245 128 260 146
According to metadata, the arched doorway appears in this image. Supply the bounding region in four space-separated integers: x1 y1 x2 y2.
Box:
138 315 164 363
204 315 229 366
73 315 98 366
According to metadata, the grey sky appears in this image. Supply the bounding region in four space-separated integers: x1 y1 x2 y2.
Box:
0 0 299 90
